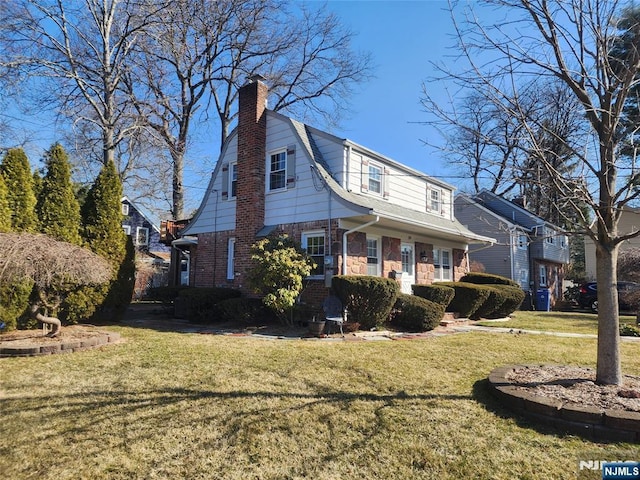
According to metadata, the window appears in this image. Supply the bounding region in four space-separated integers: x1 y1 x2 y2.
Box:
434 247 451 281
269 151 286 191
539 265 547 286
302 231 325 277
136 227 149 246
401 245 413 276
430 189 441 212
122 225 131 235
519 269 529 288
368 164 382 194
366 236 380 276
227 238 235 280
545 228 554 244
230 162 237 198
518 234 528 250
121 203 129 215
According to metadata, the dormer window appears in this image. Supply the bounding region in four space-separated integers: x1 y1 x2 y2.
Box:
269 150 287 191
368 164 382 194
230 162 237 198
429 188 441 212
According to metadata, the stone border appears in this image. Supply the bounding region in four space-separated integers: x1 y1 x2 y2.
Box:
0 331 121 357
488 365 640 443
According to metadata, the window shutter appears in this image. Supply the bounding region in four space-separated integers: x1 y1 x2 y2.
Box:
361 158 369 193
426 186 431 211
383 167 390 199
286 145 296 188
221 164 229 199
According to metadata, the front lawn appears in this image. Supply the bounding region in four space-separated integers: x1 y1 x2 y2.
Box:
2 325 640 479
476 310 638 335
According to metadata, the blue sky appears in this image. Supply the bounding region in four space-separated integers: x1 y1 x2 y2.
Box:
322 0 459 184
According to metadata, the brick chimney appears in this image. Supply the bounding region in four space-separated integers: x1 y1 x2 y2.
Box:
234 75 268 285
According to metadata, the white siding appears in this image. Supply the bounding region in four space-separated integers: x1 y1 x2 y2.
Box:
265 115 359 225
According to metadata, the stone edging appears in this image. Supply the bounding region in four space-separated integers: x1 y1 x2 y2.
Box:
488 364 640 443
0 331 121 357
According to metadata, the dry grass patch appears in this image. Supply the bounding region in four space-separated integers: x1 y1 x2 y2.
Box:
2 326 640 479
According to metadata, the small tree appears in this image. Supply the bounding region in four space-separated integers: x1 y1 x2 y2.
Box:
36 143 82 245
247 235 315 324
0 233 111 336
0 173 10 232
1 147 37 232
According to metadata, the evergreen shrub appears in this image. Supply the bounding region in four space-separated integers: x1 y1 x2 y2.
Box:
215 297 275 324
469 285 508 319
331 275 399 330
460 272 519 287
412 284 455 308
491 285 526 317
390 293 444 332
437 281 490 318
178 287 242 323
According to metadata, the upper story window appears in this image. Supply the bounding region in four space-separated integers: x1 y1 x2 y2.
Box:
430 189 442 212
545 228 554 244
518 234 528 250
136 226 149 246
122 224 131 235
302 231 325 277
121 203 129 216
269 150 287 191
230 162 237 198
368 164 382 194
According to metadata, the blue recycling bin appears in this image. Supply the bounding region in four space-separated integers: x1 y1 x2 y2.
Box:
536 289 550 311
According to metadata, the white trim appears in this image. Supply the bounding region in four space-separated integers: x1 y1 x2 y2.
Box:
366 234 382 276
136 226 149 246
302 230 326 279
433 247 452 281
267 148 287 192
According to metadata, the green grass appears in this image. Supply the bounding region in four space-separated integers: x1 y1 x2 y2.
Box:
476 310 638 335
2 324 640 479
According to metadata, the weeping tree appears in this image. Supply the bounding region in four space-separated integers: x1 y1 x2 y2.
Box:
0 233 111 336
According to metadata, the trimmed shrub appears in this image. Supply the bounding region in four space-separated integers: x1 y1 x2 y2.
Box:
470 285 509 320
492 286 526 317
412 284 455 308
0 281 32 331
460 272 519 287
215 297 274 324
147 286 189 310
437 281 491 318
331 275 399 330
390 293 444 332
178 287 242 323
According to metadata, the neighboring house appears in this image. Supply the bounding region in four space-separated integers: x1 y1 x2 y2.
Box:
455 191 570 307
121 196 171 298
174 76 493 304
584 207 640 280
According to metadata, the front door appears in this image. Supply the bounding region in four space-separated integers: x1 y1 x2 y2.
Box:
401 243 415 294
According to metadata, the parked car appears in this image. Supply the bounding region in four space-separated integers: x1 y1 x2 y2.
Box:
577 281 640 313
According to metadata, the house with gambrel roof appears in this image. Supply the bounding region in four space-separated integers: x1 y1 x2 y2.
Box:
174 76 494 303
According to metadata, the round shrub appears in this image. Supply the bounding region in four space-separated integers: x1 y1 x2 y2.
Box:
460 272 519 287
412 284 455 308
215 297 273 324
437 281 491 318
491 285 526 317
331 275 399 330
470 285 509 320
391 293 444 332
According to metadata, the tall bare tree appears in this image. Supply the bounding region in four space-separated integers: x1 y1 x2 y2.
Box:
127 0 372 219
426 0 640 384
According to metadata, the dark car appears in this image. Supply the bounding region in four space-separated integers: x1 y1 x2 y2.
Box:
577 281 640 313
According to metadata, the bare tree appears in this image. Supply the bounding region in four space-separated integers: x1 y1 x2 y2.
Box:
427 0 640 384
0 233 112 336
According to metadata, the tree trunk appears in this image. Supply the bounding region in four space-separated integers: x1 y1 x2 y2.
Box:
30 303 61 337
595 242 622 385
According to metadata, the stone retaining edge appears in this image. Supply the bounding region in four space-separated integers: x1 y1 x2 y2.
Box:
488 364 640 443
0 331 119 357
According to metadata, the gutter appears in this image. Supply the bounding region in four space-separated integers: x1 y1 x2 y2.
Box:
342 216 380 275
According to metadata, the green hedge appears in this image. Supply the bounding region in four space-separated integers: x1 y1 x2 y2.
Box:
459 272 519 287
437 282 491 318
491 285 526 317
469 285 508 320
177 287 242 323
331 275 399 330
390 293 444 332
215 297 274 324
411 284 455 308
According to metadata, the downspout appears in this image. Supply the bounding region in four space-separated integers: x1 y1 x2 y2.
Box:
342 216 380 275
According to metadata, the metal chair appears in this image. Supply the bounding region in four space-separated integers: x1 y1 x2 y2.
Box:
322 295 346 336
